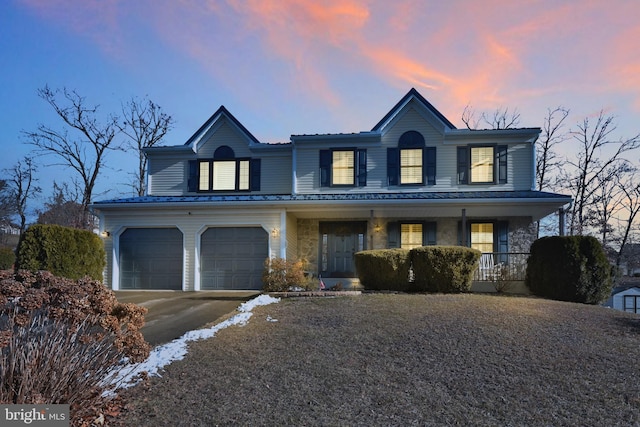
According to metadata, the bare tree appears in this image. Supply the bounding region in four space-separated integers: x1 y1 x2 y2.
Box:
23 86 119 228
4 157 41 235
117 97 173 196
614 170 640 269
591 164 629 247
461 104 521 130
536 107 569 192
564 111 640 235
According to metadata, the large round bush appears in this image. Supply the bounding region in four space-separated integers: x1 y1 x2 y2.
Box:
526 236 612 304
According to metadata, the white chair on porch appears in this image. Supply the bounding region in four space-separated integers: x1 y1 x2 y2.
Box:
479 253 496 281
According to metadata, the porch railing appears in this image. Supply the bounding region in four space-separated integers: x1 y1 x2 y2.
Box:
473 253 529 282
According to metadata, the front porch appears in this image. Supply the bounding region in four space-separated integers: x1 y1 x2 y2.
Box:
312 252 531 294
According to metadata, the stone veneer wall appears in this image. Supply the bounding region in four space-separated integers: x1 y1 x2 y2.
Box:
297 219 319 273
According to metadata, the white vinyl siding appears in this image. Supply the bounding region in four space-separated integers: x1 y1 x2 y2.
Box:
148 157 191 196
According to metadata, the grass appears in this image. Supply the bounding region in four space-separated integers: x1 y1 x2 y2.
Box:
114 294 640 426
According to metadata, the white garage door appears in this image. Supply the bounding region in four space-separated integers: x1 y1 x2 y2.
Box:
119 228 183 290
200 227 268 290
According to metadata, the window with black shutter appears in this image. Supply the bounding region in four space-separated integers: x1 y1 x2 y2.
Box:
388 131 436 186
190 145 261 192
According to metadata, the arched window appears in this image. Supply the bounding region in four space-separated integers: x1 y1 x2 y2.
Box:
387 131 436 186
214 145 235 159
398 130 425 148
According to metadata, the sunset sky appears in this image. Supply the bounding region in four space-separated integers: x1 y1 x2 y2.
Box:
2 0 640 203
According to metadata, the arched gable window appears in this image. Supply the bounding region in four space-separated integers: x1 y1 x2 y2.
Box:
398 130 425 148
214 145 235 159
189 145 261 192
387 131 436 186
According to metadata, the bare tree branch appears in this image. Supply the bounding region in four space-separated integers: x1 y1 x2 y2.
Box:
117 97 173 196
22 86 120 228
4 157 41 235
565 110 640 235
536 107 569 192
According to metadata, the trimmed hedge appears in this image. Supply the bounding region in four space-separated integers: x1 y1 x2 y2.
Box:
15 224 106 281
354 249 412 291
355 246 481 293
526 236 612 304
411 246 481 293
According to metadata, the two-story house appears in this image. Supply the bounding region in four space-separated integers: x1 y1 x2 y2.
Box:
92 88 571 291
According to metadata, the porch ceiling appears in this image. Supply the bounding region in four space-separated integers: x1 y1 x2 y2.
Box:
285 199 565 221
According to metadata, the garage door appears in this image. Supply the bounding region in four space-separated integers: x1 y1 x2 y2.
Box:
119 228 183 290
200 227 268 290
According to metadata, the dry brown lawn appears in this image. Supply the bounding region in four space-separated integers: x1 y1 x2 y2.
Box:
114 294 640 426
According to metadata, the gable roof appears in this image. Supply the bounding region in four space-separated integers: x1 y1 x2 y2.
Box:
184 105 262 149
371 88 457 132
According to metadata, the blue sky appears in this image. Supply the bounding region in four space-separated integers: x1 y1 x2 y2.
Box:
1 0 640 210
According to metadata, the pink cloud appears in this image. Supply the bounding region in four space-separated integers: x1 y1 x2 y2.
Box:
16 0 640 124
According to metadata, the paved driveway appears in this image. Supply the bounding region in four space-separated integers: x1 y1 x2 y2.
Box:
114 291 260 346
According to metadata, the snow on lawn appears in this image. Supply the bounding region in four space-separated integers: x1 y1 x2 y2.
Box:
106 294 280 392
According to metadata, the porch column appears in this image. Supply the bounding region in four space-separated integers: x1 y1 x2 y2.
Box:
461 208 467 247
559 207 565 236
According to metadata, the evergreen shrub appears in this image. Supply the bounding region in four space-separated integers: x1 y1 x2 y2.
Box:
15 224 106 281
0 248 15 270
411 246 481 293
526 236 612 304
354 249 411 291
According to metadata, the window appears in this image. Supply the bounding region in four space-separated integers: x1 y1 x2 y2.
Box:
332 150 355 185
401 223 423 249
387 131 436 186
188 146 260 192
320 149 366 187
471 147 494 183
400 149 423 184
471 223 494 253
457 145 507 184
459 221 509 262
624 295 640 314
387 221 437 248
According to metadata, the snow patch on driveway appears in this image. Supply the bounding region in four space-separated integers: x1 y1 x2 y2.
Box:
107 294 280 392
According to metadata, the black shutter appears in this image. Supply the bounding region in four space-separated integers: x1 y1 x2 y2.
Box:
250 158 261 191
457 147 468 184
425 147 436 185
357 149 367 187
319 150 331 187
387 222 400 248
457 221 471 247
188 160 198 192
497 145 507 184
423 222 437 246
496 221 509 263
387 148 399 186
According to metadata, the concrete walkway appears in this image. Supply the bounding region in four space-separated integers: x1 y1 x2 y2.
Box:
114 291 260 346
